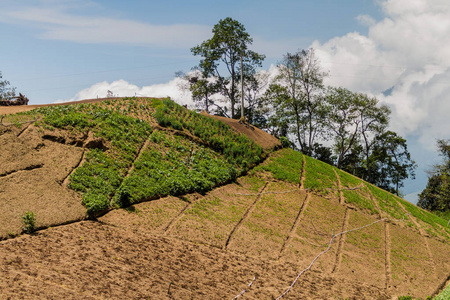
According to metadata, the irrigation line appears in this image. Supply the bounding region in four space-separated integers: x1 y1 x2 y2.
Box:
274 214 409 299
232 276 256 299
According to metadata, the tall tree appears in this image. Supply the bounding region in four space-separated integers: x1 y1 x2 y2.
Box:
264 49 328 155
325 87 361 168
0 71 16 99
191 18 265 118
357 93 390 182
369 131 416 195
418 139 450 212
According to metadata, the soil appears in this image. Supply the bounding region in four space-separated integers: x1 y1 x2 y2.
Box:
0 98 449 299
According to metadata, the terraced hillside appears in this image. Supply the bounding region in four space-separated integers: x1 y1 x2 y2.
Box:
1 97 449 299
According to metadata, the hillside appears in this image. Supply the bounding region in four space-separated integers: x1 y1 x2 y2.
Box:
1 97 449 299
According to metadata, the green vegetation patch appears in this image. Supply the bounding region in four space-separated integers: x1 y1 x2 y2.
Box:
343 190 377 214
367 184 408 221
113 131 238 206
397 197 450 238
303 155 337 192
335 168 362 188
19 97 263 216
32 102 153 215
153 98 265 170
255 148 303 184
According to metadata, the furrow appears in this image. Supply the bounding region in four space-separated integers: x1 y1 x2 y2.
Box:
16 122 33 138
300 155 306 190
396 201 437 280
223 182 268 250
163 199 193 234
62 149 86 187
0 163 44 178
331 207 350 274
278 193 311 259
384 220 392 290
333 168 344 205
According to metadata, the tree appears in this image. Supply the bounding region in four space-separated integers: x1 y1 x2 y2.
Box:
357 93 390 182
176 69 222 115
418 139 450 212
240 69 270 126
0 71 16 99
325 87 361 168
263 49 328 155
191 17 265 119
368 131 416 195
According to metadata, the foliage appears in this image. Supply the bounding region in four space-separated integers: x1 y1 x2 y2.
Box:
367 184 406 220
418 139 450 213
262 49 328 155
112 131 238 205
343 190 377 214
191 17 265 118
303 155 338 192
22 211 36 233
368 131 416 195
398 197 450 237
0 71 16 99
154 98 264 169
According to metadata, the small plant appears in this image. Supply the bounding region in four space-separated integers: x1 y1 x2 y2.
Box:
22 211 36 233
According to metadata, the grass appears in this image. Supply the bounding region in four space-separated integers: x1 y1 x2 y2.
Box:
303 155 337 193
396 197 450 238
255 148 303 184
342 190 378 214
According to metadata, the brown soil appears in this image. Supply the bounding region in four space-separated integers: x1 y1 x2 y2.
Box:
201 112 281 150
0 98 449 299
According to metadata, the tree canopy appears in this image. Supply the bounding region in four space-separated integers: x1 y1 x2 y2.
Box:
190 17 265 118
418 139 450 212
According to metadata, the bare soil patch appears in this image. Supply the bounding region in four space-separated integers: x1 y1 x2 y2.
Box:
0 221 390 300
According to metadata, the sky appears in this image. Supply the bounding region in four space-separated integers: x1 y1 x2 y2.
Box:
1 0 450 203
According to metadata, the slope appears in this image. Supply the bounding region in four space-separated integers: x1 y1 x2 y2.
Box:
1 97 449 299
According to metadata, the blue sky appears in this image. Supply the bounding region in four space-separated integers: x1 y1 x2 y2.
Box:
2 0 450 202
1 0 382 102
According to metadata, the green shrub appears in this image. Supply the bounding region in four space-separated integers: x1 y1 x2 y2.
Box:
21 211 36 233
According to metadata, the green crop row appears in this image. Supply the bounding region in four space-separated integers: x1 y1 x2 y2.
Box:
113 131 238 206
152 98 265 170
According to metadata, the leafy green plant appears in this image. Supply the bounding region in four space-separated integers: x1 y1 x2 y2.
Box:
21 211 36 233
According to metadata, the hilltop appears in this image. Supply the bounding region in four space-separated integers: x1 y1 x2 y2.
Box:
0 97 449 299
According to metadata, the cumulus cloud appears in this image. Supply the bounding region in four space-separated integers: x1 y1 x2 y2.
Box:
55 78 194 106
312 0 450 144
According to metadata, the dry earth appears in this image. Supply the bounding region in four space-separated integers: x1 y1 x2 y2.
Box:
1 100 449 299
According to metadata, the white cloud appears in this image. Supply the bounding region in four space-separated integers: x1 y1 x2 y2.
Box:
356 14 376 27
56 78 194 106
311 0 450 143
